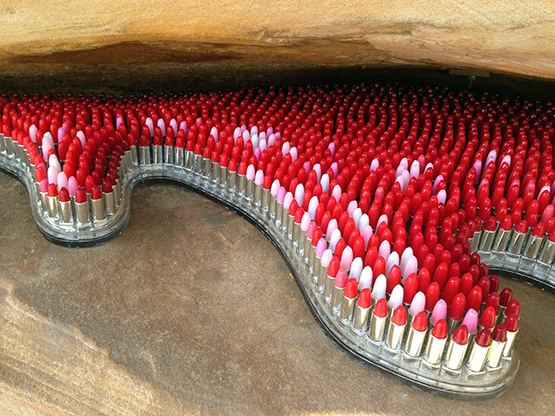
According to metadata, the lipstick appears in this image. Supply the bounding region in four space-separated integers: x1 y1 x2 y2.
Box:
102 180 116 215
521 222 545 270
58 187 72 224
503 315 519 357
466 329 492 373
371 274 387 303
74 187 90 226
478 216 497 252
443 324 469 372
359 266 373 291
268 179 280 218
351 288 372 334
538 232 555 273
385 305 407 351
491 215 513 256
423 319 448 367
505 220 528 265
46 183 59 219
245 164 255 199
90 184 106 222
446 293 466 335
478 306 497 332
323 256 341 301
340 278 359 324
318 249 334 292
497 288 513 324
367 298 388 343
486 324 507 370
503 299 520 322
404 311 428 358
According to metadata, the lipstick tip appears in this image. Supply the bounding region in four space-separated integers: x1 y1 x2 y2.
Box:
373 298 388 318
412 311 428 332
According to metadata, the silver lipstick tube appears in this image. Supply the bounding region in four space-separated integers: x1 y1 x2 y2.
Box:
211 161 219 182
139 146 151 165
385 321 406 351
185 150 194 170
490 228 513 267
351 305 371 334
39 191 48 212
152 145 163 164
466 342 490 373
124 149 133 171
443 340 468 371
47 195 59 219
423 335 447 367
112 183 121 207
163 145 174 164
330 284 344 313
520 234 544 271
75 200 90 226
404 327 427 358
130 145 138 166
202 157 211 177
470 230 483 252
268 193 277 218
193 154 203 173
505 230 527 266
274 200 283 226
286 213 295 238
260 187 270 211
58 200 73 224
305 240 315 265
446 317 461 336
219 165 228 187
323 273 335 302
478 229 496 252
339 295 357 324
366 314 387 343
104 191 116 215
237 174 246 194
91 197 106 221
253 184 263 206
245 179 254 199
318 264 329 292
311 254 321 284
486 339 506 369
0 133 5 152
228 170 237 191
175 147 185 166
292 224 301 249
4 136 14 155
537 239 555 272
503 329 518 357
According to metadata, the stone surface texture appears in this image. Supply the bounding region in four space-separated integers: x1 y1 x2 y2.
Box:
0 172 554 415
0 1 554 94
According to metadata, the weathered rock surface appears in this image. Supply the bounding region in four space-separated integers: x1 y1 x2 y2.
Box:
0 1 554 93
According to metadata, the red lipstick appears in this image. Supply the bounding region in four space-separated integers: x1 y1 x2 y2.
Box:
444 324 469 372
467 329 492 373
367 298 388 343
404 310 428 358
385 305 407 351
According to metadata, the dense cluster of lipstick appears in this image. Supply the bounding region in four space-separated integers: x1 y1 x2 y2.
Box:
0 83 548 379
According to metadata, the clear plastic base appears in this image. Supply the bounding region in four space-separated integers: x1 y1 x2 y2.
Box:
0 145 526 400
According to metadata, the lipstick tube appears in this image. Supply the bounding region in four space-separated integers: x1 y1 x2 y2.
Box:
194 153 203 174
491 227 512 253
292 222 301 249
538 237 555 270
260 186 270 211
286 211 295 238
423 334 447 367
478 227 496 252
104 190 116 215
39 189 48 213
245 179 254 199
237 173 246 194
466 330 491 373
152 144 163 164
163 145 174 164
228 168 237 191
323 273 336 302
268 192 277 218
47 194 59 219
520 232 544 271
130 145 139 166
124 149 133 171
0 133 5 152
75 200 90 225
219 164 228 187
112 182 121 207
210 160 219 182
58 199 73 224
351 290 372 334
330 282 344 313
185 149 194 170
367 299 388 344
340 288 358 324
139 145 151 165
504 226 528 266
503 328 518 358
470 229 483 252
175 146 185 166
4 135 14 155
91 196 106 222
486 339 506 369
202 157 211 178
404 326 427 358
385 307 406 352
253 183 263 206
444 340 468 372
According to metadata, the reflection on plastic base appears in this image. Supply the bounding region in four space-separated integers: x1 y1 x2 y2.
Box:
0 148 524 401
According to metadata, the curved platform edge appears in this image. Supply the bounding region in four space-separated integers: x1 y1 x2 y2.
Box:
0 155 522 400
